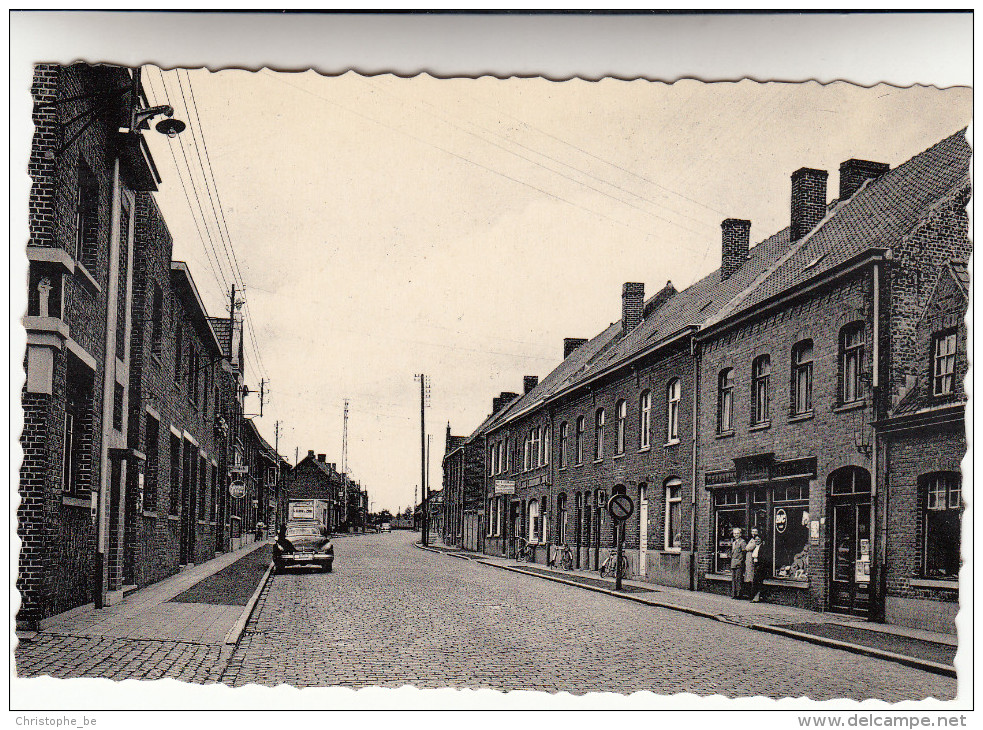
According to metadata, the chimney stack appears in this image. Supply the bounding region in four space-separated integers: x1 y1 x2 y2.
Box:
621 282 644 333
317 453 326 463
720 219 751 280
492 396 502 414
839 159 889 201
791 167 829 242
523 375 539 394
492 391 520 414
308 449 315 459
563 338 587 359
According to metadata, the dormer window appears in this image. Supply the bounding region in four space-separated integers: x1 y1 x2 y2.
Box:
932 330 957 396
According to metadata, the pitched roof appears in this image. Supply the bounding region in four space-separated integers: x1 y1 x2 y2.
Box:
469 129 970 436
711 129 970 319
949 260 969 295
208 316 233 358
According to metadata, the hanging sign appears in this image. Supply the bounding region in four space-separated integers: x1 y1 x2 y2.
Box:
229 465 249 475
229 480 246 498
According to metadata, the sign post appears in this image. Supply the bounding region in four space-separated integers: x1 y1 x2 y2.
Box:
607 494 634 592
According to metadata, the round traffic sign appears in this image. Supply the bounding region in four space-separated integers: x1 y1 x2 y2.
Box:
229 480 246 499
607 493 634 521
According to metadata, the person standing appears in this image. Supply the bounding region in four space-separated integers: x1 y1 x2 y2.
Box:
744 527 764 602
730 527 747 599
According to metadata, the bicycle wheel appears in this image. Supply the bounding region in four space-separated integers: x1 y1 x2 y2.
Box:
561 551 573 571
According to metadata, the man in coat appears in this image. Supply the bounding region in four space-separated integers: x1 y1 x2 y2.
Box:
730 527 747 599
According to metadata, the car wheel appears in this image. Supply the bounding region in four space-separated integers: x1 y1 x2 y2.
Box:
324 562 333 573
273 561 283 574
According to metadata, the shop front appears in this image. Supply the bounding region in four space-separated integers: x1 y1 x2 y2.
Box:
703 455 820 609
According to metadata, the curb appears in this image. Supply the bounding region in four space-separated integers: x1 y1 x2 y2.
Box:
749 623 956 678
429 548 954 679
223 559 274 650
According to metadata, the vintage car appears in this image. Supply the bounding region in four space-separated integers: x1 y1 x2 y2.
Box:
273 523 334 573
380 522 391 533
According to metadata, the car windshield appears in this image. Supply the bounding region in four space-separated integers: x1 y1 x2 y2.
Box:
286 527 322 537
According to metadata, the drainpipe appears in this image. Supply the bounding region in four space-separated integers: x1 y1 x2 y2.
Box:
872 260 886 622
689 337 701 592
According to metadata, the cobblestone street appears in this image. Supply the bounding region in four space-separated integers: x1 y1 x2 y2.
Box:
221 531 957 700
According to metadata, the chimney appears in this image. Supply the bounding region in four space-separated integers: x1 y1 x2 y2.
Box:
790 167 829 242
317 453 326 463
644 280 677 317
720 219 751 280
492 396 502 414
492 391 520 414
307 449 315 460
523 375 539 394
563 338 587 358
621 282 644 333
839 159 889 201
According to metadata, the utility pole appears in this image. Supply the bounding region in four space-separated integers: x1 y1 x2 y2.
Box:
416 374 428 546
341 399 349 532
274 420 282 530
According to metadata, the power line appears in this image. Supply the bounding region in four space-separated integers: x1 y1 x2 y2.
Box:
142 68 228 296
261 70 678 245
366 76 713 240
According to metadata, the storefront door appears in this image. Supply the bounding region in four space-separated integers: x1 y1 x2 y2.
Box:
829 500 871 616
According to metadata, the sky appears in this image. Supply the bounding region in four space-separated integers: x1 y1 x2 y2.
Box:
137 70 971 514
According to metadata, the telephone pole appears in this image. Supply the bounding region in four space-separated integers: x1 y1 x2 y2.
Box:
416 374 429 546
341 399 349 532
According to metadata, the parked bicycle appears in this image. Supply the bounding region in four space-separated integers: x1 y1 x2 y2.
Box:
599 551 630 580
547 543 575 570
515 538 536 563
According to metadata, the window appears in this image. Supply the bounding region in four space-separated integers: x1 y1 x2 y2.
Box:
751 355 771 424
594 409 605 460
523 431 531 471
615 400 627 454
504 437 510 472
556 493 567 545
488 445 494 476
115 200 131 362
541 497 548 542
558 422 568 468
840 323 864 404
528 500 540 542
772 483 810 580
932 331 957 396
639 390 652 449
791 340 814 415
575 417 585 464
174 323 184 383
534 427 543 466
210 463 218 521
169 433 181 515
665 478 682 551
62 356 94 495
498 441 505 474
718 368 734 432
112 382 125 432
198 455 207 519
923 472 961 578
666 380 680 442
150 283 164 356
144 415 160 512
543 426 550 466
75 162 98 272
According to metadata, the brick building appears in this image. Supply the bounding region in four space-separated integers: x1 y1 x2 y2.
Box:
19 64 284 628
460 129 968 633
287 451 346 532
441 423 485 550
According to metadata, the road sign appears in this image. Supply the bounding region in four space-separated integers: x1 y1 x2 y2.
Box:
607 493 634 522
229 465 249 475
229 481 246 499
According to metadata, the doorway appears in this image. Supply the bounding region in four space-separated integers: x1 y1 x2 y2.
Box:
828 467 872 616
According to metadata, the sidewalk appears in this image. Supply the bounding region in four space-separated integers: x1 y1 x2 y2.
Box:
25 540 273 648
418 538 957 677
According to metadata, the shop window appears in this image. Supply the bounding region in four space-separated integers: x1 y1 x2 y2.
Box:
791 340 814 415
932 330 957 396
664 478 682 551
558 422 568 468
922 472 962 579
528 500 540 542
541 497 548 541
615 399 627 454
144 414 160 512
839 323 865 404
575 417 585 464
594 408 605 460
666 380 680 442
717 368 734 432
639 390 651 448
75 161 99 273
772 485 810 580
751 355 770 424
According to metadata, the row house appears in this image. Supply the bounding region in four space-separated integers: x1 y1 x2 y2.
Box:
441 423 486 551
18 64 283 629
461 129 968 634
286 451 365 533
